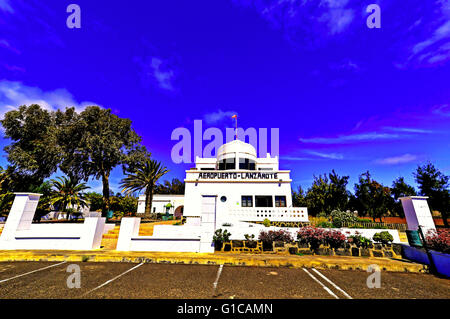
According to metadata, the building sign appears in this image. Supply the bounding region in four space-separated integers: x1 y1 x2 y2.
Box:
198 172 279 180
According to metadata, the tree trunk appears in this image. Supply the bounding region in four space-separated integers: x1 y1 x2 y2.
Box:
102 173 110 217
144 184 154 220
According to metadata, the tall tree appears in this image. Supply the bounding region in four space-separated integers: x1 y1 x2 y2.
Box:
57 106 143 216
414 162 449 227
292 185 308 207
1 105 61 186
391 177 417 217
154 178 185 195
120 159 169 219
354 171 394 221
304 170 350 216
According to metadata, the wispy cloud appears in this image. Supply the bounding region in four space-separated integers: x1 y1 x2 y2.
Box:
203 110 237 125
304 150 344 160
299 132 402 144
0 80 98 119
0 0 13 13
375 154 419 165
135 54 178 92
0 39 20 54
432 104 450 117
383 127 434 134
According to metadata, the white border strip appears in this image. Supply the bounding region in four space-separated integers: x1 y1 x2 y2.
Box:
213 264 224 290
302 268 339 299
311 268 353 299
83 263 144 296
0 261 67 284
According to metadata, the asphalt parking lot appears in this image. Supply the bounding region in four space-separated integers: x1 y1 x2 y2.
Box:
0 261 448 299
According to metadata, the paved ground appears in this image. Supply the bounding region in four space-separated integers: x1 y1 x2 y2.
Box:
0 261 448 299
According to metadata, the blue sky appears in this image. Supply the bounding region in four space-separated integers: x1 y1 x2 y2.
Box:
0 0 449 194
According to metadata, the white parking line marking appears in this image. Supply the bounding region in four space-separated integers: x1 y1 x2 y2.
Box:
82 263 144 296
213 264 224 290
311 268 353 299
0 261 67 284
302 268 339 299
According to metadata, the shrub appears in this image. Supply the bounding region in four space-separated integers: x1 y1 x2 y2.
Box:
244 234 255 241
297 227 325 251
262 218 271 227
330 210 358 228
358 218 372 223
426 229 450 254
316 221 334 228
372 231 394 245
213 229 231 245
348 232 372 248
323 230 346 249
259 230 293 248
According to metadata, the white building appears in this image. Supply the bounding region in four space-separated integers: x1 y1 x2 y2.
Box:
137 194 184 218
138 139 307 224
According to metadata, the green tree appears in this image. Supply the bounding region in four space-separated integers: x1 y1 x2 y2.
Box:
49 176 90 217
354 171 394 221
120 159 169 219
85 192 103 212
154 178 185 195
0 105 62 186
56 106 143 216
391 177 416 217
414 162 449 227
292 185 308 207
303 170 350 216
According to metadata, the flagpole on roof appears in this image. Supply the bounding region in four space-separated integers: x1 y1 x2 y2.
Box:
232 114 238 140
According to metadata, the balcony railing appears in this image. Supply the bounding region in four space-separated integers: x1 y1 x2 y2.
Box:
228 207 308 222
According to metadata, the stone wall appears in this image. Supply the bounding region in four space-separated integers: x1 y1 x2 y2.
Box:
216 240 402 258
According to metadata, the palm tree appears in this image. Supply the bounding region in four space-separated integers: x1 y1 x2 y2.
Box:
50 176 90 219
120 159 169 219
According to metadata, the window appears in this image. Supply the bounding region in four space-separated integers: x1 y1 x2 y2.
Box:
275 196 287 207
255 196 273 207
220 196 227 202
239 158 256 170
241 196 253 207
153 207 156 213
200 167 215 170
218 158 235 170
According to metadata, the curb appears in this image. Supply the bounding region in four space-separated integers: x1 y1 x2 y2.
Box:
0 250 428 274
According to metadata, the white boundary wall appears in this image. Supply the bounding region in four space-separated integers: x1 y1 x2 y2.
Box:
0 193 106 250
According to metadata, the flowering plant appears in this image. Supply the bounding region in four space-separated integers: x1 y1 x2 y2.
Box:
323 229 346 249
297 227 325 251
258 229 293 244
426 229 450 254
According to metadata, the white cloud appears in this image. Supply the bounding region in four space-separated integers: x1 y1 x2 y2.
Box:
299 132 401 144
383 127 434 134
375 154 418 165
432 104 450 117
203 110 237 125
0 80 98 119
149 57 176 91
0 0 13 13
304 150 344 160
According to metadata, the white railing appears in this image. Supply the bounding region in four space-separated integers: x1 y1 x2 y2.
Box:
228 207 309 222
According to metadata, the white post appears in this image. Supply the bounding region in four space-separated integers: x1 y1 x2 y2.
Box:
400 196 436 234
116 217 141 251
0 193 41 242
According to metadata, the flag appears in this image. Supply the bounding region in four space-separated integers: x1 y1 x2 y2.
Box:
231 114 237 119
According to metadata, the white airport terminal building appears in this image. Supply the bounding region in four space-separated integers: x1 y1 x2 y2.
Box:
138 139 308 226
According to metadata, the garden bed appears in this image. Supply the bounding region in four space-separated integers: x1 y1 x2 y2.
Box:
215 239 402 258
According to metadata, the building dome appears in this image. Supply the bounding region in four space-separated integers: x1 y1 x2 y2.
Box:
217 139 257 160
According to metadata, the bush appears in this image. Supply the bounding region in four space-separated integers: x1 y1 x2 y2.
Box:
323 230 346 249
213 229 231 245
297 227 325 251
372 231 394 245
259 230 293 248
330 210 358 228
316 221 334 228
348 232 372 248
426 229 450 254
262 218 271 227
